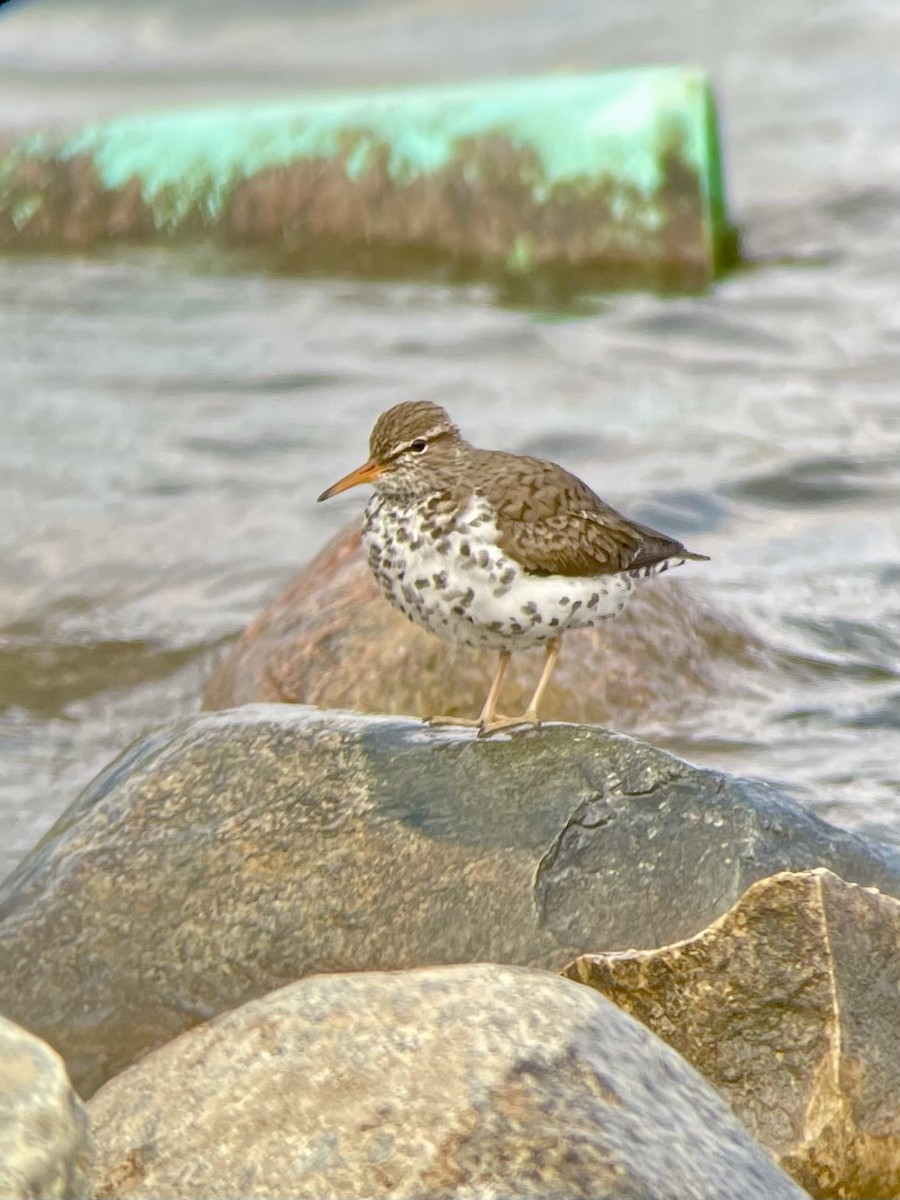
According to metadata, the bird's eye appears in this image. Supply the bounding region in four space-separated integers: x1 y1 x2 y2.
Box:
410 438 427 453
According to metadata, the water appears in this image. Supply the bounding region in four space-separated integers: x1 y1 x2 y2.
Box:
1 0 899 879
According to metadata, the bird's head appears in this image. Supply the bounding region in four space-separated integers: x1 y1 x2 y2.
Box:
317 401 463 503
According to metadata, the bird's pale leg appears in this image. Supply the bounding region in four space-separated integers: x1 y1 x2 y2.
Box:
427 649 513 729
520 636 562 723
478 637 562 735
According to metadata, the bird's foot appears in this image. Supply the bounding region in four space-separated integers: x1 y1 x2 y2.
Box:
424 715 482 729
477 712 541 737
425 712 544 737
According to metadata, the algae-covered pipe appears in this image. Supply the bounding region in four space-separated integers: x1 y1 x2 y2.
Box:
0 69 737 289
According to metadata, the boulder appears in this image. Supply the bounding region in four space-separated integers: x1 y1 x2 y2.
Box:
88 964 807 1200
0 1016 92 1200
564 869 900 1200
202 526 754 732
1 707 899 1099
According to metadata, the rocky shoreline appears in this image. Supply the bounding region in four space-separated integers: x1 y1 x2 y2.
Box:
1 701 899 1197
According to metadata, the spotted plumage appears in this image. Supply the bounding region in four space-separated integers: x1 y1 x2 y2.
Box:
318 401 708 734
363 492 632 651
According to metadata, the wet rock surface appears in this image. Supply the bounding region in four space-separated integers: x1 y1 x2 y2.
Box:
0 1015 92 1200
202 526 754 732
564 869 900 1200
1 707 899 1099
88 963 808 1200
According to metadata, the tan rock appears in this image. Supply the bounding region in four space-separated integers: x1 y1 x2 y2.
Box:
89 964 808 1200
202 526 754 731
563 869 900 1200
0 1016 92 1199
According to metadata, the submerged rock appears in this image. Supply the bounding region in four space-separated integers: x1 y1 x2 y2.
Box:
1 707 898 1098
564 869 900 1200
202 526 754 732
88 964 808 1200
0 70 737 288
0 1016 92 1200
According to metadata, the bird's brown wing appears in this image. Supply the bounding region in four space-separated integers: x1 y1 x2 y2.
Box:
476 451 706 578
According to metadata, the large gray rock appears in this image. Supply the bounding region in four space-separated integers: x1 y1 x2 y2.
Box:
1 706 899 1098
0 1016 91 1199
88 964 808 1200
564 869 900 1200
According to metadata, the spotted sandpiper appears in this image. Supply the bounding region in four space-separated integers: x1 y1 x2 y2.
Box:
318 401 708 735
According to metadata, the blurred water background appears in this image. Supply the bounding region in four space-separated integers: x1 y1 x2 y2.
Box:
1 0 899 880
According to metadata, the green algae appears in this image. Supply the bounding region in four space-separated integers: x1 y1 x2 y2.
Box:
59 68 727 239
0 68 736 287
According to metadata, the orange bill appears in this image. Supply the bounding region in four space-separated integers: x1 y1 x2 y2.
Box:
316 458 383 502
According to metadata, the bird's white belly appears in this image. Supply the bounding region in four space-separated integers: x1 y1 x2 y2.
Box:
363 494 635 650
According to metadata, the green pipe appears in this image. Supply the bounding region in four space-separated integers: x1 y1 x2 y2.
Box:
0 69 737 289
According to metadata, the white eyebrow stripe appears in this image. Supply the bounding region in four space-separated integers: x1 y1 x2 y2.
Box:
389 424 452 457
417 424 451 442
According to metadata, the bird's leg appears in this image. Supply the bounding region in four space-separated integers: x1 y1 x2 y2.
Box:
478 637 562 736
426 649 513 730
519 636 562 724
475 648 514 728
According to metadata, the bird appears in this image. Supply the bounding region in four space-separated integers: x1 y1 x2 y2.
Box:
317 401 708 735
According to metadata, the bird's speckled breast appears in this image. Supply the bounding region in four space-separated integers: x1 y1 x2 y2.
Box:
363 491 635 650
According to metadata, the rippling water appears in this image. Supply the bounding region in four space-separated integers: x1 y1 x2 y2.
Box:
1 0 899 879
